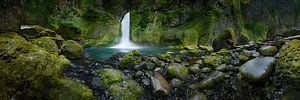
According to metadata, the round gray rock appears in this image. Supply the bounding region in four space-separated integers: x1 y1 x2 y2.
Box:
240 57 276 81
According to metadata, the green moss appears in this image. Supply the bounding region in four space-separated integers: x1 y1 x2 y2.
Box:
276 40 300 84
120 50 142 68
203 53 230 67
167 63 189 80
94 68 125 86
61 40 83 59
31 37 59 55
109 80 144 100
49 79 95 100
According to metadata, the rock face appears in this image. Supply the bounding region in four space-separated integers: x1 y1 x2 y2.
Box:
259 46 278 56
240 57 276 81
151 73 171 96
200 71 225 89
167 63 189 80
276 40 300 84
61 40 83 59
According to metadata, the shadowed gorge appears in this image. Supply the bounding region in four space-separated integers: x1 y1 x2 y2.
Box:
1 0 300 100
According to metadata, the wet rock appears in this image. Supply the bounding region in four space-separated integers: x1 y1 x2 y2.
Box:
195 59 203 65
240 57 276 81
189 92 207 100
167 63 189 80
142 78 150 86
170 78 182 88
94 68 126 86
200 71 225 89
200 67 212 73
135 71 144 77
151 73 171 96
238 53 251 63
259 46 278 56
61 40 83 59
154 67 163 73
215 64 234 72
109 80 143 100
189 64 201 73
276 40 300 84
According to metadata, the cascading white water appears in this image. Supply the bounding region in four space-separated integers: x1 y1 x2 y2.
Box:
111 12 141 50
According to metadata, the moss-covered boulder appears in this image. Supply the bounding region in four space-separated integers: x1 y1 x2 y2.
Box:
240 57 276 81
212 28 236 52
258 46 278 56
203 53 230 67
61 40 83 59
20 25 63 40
167 63 189 80
31 37 59 55
276 40 300 84
49 79 95 100
109 80 144 100
200 71 225 89
0 32 80 99
94 68 126 86
120 50 142 68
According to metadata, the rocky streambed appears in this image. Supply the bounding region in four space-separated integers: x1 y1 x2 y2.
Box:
64 40 300 100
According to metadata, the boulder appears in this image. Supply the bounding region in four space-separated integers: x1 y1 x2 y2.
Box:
258 46 278 56
240 57 276 81
151 73 171 96
61 40 83 59
20 25 63 39
276 40 300 84
200 71 225 89
167 63 189 80
189 64 201 73
0 32 79 99
212 28 236 51
31 37 59 55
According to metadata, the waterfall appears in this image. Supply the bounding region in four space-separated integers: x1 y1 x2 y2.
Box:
111 12 141 49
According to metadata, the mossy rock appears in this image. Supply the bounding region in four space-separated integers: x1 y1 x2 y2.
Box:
94 68 126 86
276 40 300 84
31 37 59 55
120 50 142 68
258 46 278 56
167 63 189 80
0 32 72 99
49 79 96 100
109 80 144 100
61 40 83 59
200 71 225 89
212 28 236 52
57 55 71 70
203 53 230 67
20 25 60 39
